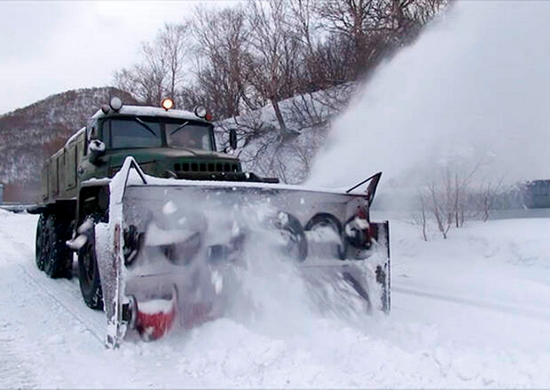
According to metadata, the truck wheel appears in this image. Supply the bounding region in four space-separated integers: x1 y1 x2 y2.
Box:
43 213 72 279
35 214 47 270
78 222 103 310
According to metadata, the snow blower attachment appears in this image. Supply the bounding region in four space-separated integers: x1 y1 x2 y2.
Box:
92 157 390 347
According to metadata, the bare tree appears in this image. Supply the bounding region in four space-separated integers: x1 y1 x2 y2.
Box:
313 0 450 81
114 23 189 106
315 0 387 80
416 157 487 239
191 5 257 119
412 190 429 241
409 0 450 25
461 177 505 222
247 0 305 136
427 173 453 239
479 178 505 222
286 0 336 91
159 23 189 100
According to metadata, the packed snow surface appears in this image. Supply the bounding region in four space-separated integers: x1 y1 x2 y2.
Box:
1 209 550 388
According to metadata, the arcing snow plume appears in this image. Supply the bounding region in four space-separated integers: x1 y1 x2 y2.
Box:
308 1 550 194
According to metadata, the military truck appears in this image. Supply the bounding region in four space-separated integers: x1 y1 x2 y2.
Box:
29 97 390 346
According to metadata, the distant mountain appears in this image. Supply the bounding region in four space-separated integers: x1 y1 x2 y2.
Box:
0 87 136 202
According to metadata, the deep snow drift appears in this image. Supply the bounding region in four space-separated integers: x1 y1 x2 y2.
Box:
1 209 550 388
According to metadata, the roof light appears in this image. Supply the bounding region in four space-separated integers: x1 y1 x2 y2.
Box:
194 106 207 118
161 98 174 111
109 97 123 112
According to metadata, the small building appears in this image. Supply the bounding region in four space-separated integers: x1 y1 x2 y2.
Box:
523 180 550 209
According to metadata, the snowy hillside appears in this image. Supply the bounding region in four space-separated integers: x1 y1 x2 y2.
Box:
215 84 354 185
1 209 549 388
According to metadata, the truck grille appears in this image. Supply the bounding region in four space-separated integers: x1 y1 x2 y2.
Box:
174 162 239 173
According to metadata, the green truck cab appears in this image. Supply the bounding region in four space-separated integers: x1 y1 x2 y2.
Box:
40 98 242 206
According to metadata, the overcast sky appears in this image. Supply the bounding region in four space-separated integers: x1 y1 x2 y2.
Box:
0 0 236 115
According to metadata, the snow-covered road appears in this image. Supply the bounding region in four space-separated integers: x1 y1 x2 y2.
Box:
1 209 549 388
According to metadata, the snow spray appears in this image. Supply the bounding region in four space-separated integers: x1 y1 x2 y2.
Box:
307 2 550 206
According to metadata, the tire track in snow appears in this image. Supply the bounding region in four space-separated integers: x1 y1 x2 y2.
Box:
0 322 37 389
0 238 147 387
393 285 550 323
0 222 41 388
19 263 107 345
0 220 107 346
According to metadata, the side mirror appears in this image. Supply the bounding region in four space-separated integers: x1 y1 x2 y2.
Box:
86 121 98 141
88 139 106 165
229 129 237 150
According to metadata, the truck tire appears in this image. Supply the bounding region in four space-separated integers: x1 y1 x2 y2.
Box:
43 213 72 279
35 214 47 270
78 221 103 310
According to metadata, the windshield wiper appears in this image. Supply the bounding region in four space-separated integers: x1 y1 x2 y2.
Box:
169 121 189 135
134 117 158 137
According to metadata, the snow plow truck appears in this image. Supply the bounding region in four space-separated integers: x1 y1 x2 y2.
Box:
28 97 390 348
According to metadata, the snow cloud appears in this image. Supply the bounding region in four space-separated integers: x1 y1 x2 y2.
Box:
308 1 550 192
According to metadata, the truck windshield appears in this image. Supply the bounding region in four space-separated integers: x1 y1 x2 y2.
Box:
102 118 214 150
103 118 162 149
166 122 213 151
